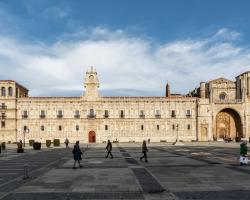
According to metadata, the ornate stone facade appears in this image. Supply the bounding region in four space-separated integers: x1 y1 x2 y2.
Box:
1 68 250 143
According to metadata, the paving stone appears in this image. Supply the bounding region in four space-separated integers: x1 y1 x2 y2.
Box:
174 190 250 199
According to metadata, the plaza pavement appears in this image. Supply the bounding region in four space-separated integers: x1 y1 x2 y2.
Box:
0 142 250 199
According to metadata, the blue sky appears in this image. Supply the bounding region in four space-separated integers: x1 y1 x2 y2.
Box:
0 0 250 96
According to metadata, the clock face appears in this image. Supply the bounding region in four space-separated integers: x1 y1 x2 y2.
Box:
89 75 94 81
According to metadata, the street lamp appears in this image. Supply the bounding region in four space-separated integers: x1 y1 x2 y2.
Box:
176 124 179 142
23 128 29 147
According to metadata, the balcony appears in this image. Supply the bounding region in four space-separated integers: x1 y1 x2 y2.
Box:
139 114 145 119
40 115 46 119
22 115 28 119
186 114 191 118
0 105 7 109
74 114 80 119
104 114 109 118
0 115 6 120
57 115 63 119
155 114 161 119
87 114 96 119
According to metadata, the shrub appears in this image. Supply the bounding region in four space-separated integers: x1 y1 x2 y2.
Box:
53 139 60 147
33 142 41 150
46 140 51 148
1 142 6 150
29 140 34 146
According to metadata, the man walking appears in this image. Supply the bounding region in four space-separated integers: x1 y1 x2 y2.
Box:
240 141 248 165
140 140 148 162
64 138 69 148
105 140 114 159
72 141 83 169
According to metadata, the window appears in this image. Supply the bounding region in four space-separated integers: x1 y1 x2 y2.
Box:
1 121 5 128
1 103 6 109
58 125 62 131
141 125 144 130
23 125 27 131
186 110 191 118
171 110 176 118
76 125 79 131
40 110 45 118
1 87 6 96
8 87 13 96
187 124 191 130
172 124 175 130
155 110 161 118
120 110 124 118
140 110 145 118
104 110 109 118
22 111 28 119
219 93 226 101
1 113 6 119
41 125 44 131
157 124 160 131
105 125 108 130
75 110 80 118
88 109 95 118
57 110 63 118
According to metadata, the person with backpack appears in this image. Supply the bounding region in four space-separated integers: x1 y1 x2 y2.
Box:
72 141 83 169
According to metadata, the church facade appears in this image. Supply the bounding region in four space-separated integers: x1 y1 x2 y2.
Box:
0 67 250 144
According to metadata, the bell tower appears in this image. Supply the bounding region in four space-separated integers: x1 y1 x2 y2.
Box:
84 66 100 101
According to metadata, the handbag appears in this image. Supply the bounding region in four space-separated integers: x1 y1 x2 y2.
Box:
240 156 248 164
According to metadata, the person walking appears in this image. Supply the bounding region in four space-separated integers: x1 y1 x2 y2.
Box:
105 140 114 159
64 138 69 148
240 141 248 165
140 140 148 162
72 141 83 169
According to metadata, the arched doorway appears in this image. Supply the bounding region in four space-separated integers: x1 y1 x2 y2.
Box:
88 131 96 143
215 108 243 141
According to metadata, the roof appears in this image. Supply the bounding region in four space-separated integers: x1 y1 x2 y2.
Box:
0 80 29 91
208 77 234 84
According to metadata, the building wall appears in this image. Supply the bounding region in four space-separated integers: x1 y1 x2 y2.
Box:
1 69 250 144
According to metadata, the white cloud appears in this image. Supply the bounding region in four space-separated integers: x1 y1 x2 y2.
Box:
0 27 250 96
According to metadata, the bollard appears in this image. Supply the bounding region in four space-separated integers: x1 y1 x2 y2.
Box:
23 164 29 180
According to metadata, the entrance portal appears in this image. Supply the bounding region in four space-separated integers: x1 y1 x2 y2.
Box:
215 108 243 141
88 131 96 143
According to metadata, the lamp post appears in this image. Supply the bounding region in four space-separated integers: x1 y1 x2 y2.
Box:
176 124 179 142
23 128 29 147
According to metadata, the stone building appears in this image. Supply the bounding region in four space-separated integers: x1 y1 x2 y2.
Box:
0 67 249 144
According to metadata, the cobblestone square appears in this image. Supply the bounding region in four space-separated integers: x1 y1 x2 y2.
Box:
0 142 250 199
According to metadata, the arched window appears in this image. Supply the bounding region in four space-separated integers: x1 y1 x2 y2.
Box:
8 87 13 96
219 93 226 101
1 87 6 96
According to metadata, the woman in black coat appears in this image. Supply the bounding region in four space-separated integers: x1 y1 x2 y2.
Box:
72 141 83 169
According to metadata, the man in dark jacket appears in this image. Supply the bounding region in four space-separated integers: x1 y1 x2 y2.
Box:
72 141 83 169
240 141 248 165
105 140 113 159
140 140 148 162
